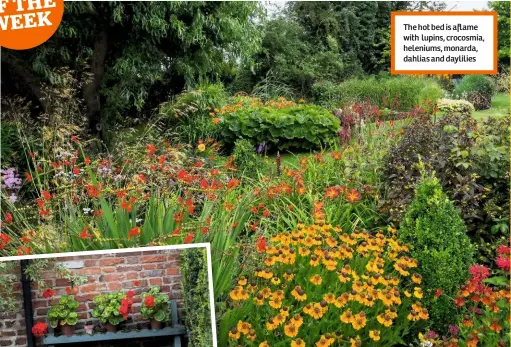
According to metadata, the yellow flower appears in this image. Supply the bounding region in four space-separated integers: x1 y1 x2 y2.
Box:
291 286 307 301
349 336 362 347
377 313 393 327
259 287 272 299
340 308 354 324
323 293 336 304
310 274 322 285
228 327 240 340
247 329 257 341
238 276 247 286
309 303 325 320
369 330 381 341
271 276 281 285
254 293 264 305
414 287 423 299
197 144 206 152
284 323 299 337
269 297 282 309
237 320 251 334
291 314 303 327
291 338 306 347
259 342 270 347
351 312 367 330
412 273 422 284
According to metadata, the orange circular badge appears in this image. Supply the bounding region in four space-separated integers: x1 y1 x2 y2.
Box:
0 0 64 50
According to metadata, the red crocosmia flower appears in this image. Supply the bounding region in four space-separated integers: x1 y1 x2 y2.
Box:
70 136 79 143
25 172 32 182
42 190 51 201
184 232 194 244
232 222 239 228
250 207 258 214
4 212 13 224
128 227 140 240
133 280 140 287
227 179 240 190
126 290 136 298
42 289 55 299
84 157 91 166
497 245 511 255
262 209 270 218
28 152 35 159
210 169 220 176
146 144 156 155
434 289 443 297
172 228 181 236
32 321 48 337
0 233 12 250
256 235 267 253
16 246 32 256
144 295 155 308
201 227 209 235
79 226 94 239
73 167 81 175
496 256 510 272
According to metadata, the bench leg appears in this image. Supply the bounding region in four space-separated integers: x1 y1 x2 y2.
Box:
173 336 181 347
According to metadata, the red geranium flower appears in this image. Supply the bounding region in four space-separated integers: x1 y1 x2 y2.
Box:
144 295 155 308
126 290 136 298
42 289 55 299
434 289 443 297
32 322 48 337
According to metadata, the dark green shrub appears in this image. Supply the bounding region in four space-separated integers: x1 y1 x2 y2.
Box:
232 139 262 176
454 75 496 110
382 112 479 223
312 77 443 110
383 113 509 267
181 248 213 347
399 170 473 330
220 103 340 150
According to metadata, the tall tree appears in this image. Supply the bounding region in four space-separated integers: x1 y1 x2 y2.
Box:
489 1 510 62
1 2 263 138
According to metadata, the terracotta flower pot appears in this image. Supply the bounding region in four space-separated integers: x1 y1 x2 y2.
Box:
150 319 162 330
104 323 118 332
61 325 75 337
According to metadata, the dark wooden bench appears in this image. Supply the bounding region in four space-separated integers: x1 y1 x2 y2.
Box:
42 300 185 347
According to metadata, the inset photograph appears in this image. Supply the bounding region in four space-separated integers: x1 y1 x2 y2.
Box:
0 244 216 347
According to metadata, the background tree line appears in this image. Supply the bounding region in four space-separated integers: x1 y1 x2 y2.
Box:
1 1 509 144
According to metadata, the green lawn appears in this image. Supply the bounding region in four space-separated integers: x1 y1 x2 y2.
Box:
473 93 510 119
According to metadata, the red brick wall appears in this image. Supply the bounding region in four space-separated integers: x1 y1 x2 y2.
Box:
0 249 183 347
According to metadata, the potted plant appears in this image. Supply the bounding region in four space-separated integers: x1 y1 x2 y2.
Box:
140 287 170 329
91 291 132 332
47 295 80 337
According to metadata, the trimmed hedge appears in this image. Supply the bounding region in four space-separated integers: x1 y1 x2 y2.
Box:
220 103 340 150
312 77 443 110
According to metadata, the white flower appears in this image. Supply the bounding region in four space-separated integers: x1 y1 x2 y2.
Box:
82 208 92 215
